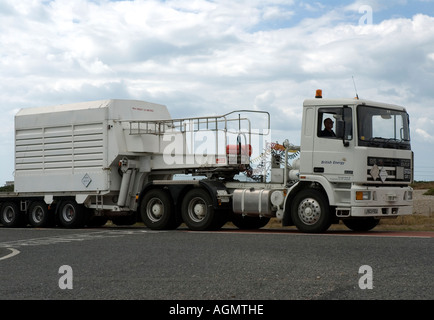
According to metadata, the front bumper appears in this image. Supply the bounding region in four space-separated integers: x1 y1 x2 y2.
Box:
349 205 413 217
336 186 413 218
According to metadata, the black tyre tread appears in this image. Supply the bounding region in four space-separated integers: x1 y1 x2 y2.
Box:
291 189 331 233
140 189 178 230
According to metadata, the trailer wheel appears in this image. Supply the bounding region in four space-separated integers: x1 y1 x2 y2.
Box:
0 202 26 227
232 215 270 229
28 201 52 228
291 189 331 233
343 218 379 232
140 189 176 230
181 188 218 231
58 200 85 228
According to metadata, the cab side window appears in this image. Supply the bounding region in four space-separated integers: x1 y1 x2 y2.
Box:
317 107 353 140
318 110 338 138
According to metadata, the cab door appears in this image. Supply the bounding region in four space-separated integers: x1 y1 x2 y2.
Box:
312 106 354 183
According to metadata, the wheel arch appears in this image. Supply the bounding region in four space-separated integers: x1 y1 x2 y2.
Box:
283 180 331 226
198 180 229 209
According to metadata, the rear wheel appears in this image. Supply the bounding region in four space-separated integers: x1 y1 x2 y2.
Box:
0 202 26 227
28 201 52 228
58 200 86 228
181 188 223 231
291 189 331 233
140 189 178 230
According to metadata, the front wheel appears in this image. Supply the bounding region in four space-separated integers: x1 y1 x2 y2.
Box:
291 189 331 233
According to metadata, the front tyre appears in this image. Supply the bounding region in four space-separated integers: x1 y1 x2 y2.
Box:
291 189 331 233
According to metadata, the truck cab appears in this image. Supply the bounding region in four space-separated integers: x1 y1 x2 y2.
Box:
288 91 413 231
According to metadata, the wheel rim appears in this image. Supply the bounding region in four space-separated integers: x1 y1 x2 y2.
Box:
62 204 75 223
187 197 207 223
297 198 321 225
3 206 15 224
31 206 44 223
146 198 164 222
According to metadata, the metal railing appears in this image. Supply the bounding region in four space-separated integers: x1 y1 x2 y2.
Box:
126 109 268 144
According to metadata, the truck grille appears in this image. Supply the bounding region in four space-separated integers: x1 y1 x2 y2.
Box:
367 157 412 182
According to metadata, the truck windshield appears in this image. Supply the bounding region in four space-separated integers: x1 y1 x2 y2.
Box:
357 105 411 150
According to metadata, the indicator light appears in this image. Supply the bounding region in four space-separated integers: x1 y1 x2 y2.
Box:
356 191 371 201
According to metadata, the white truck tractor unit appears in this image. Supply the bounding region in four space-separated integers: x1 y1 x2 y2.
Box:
0 91 413 232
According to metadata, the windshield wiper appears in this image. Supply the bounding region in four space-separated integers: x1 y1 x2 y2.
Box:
374 138 410 149
396 138 411 149
367 137 385 146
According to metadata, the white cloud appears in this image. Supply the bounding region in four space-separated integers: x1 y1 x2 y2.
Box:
413 116 434 140
415 128 434 142
0 1 434 181
262 6 294 21
254 91 276 109
344 0 407 12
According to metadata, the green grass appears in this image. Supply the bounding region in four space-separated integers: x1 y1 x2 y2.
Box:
423 188 434 196
411 181 434 190
0 185 14 192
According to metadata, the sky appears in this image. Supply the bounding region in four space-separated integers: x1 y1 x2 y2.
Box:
1 0 434 183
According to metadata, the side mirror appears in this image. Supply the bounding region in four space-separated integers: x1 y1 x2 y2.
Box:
336 120 349 147
336 120 344 138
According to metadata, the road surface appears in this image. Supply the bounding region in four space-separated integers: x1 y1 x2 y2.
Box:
0 227 432 300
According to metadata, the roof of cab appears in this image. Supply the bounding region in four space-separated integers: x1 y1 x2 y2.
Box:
303 98 407 112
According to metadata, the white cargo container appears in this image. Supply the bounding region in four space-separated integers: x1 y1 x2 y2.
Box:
14 99 174 193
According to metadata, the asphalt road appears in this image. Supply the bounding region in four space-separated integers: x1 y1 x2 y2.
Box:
0 226 432 300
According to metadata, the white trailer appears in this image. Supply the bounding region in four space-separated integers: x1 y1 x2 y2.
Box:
0 91 414 232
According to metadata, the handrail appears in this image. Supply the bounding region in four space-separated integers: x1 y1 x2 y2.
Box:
115 109 271 167
122 109 270 136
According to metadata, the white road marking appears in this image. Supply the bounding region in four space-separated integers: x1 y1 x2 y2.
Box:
0 230 161 261
0 248 20 261
0 229 161 249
